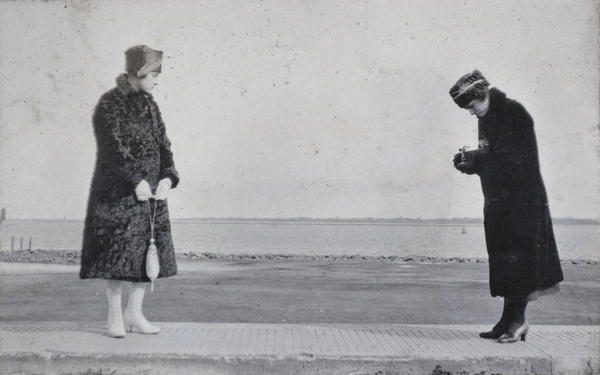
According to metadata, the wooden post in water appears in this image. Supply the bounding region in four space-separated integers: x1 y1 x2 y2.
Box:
29 237 32 251
20 237 23 251
11 236 15 251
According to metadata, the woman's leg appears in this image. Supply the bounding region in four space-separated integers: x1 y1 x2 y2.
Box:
106 280 126 338
123 282 161 334
498 299 529 343
479 298 513 339
509 300 527 325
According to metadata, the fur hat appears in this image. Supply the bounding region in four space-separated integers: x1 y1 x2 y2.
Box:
125 45 163 77
449 70 490 108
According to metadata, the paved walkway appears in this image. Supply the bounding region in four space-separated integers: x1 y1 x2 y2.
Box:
1 322 598 375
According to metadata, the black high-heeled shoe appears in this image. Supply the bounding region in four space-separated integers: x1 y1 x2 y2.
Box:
479 316 512 339
479 326 508 339
498 321 529 343
480 299 515 339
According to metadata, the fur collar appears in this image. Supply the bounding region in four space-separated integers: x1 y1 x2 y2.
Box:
486 87 507 115
115 73 154 99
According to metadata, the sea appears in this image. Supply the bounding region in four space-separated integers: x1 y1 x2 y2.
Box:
0 220 598 261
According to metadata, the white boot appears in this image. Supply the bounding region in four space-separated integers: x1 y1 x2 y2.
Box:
106 280 126 338
123 282 160 334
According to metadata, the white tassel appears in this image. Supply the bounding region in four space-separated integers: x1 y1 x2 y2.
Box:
146 238 159 292
146 200 160 292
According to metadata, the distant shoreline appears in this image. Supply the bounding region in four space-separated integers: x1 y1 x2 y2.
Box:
0 249 597 266
1 217 598 226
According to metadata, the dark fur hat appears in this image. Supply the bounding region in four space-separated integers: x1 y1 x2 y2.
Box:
449 70 490 108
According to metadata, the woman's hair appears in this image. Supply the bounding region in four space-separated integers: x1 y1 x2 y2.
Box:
449 70 490 108
128 71 147 79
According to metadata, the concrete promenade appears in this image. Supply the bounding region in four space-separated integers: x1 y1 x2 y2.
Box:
1 321 599 375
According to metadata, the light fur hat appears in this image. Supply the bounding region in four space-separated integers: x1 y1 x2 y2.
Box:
125 45 163 77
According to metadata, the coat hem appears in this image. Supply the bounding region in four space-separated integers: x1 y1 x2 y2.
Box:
79 271 177 283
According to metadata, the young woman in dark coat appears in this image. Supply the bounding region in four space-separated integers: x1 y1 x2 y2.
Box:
449 70 563 343
80 45 179 338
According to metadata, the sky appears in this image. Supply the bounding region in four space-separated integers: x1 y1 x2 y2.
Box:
0 0 598 220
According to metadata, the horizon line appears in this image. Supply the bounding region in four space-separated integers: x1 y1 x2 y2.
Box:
1 216 598 224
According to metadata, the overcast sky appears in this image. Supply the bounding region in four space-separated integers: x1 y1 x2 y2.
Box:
0 0 598 220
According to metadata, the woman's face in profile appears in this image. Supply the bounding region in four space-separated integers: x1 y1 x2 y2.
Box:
139 72 160 93
464 97 489 118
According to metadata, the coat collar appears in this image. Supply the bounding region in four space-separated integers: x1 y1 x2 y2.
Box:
115 73 154 99
486 87 507 116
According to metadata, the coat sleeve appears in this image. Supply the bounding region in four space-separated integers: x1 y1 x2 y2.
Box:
155 106 180 188
486 100 537 192
93 96 145 189
504 101 540 193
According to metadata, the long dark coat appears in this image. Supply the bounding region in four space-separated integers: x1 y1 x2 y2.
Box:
470 88 563 299
80 74 179 282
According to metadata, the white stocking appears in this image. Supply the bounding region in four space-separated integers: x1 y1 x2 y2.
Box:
123 282 160 334
105 280 125 338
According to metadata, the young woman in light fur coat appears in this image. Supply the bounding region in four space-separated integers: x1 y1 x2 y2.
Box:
80 45 179 338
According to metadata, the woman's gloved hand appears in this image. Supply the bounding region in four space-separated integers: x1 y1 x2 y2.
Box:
455 160 477 174
153 178 172 200
453 153 477 174
135 179 153 201
453 153 463 167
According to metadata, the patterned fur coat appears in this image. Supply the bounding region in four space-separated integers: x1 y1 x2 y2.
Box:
80 74 179 282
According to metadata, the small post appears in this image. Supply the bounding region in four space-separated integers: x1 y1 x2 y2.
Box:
11 236 15 251
29 237 32 251
20 237 23 251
